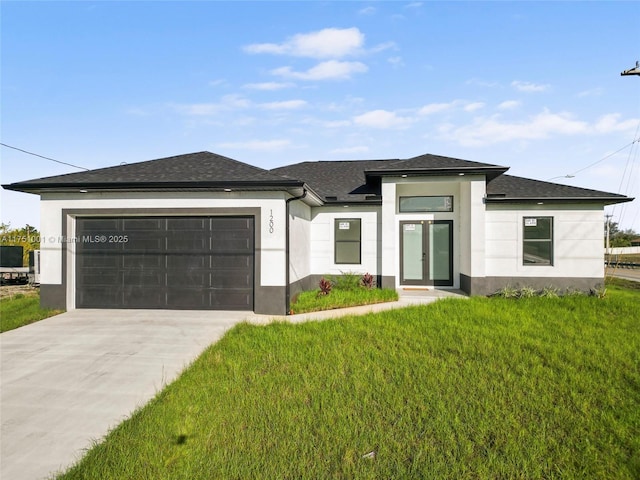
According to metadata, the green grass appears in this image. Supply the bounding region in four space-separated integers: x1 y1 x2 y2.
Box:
0 293 64 333
58 286 639 479
291 287 399 314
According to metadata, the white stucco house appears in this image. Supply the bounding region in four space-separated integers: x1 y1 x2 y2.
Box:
3 151 633 315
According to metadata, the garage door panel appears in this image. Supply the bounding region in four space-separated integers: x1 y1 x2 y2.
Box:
78 287 122 308
123 287 166 307
81 254 121 268
210 292 252 310
125 236 166 251
166 255 207 269
76 216 254 310
123 254 164 269
211 255 251 268
122 218 165 230
123 271 166 286
166 218 208 230
79 273 122 286
165 236 209 252
79 218 120 231
210 272 252 288
166 289 210 309
166 272 209 287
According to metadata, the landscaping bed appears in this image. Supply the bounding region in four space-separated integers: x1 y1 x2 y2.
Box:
290 273 399 314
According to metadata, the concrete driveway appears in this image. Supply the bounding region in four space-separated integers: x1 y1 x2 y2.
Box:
0 309 248 480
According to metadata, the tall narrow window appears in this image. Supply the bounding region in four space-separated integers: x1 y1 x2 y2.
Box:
335 219 361 264
523 217 553 265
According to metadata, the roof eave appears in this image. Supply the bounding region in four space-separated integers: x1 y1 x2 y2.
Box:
365 167 509 181
484 196 634 205
2 179 306 195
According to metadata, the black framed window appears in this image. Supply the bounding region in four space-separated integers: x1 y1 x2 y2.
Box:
523 217 553 265
399 196 453 213
335 219 361 264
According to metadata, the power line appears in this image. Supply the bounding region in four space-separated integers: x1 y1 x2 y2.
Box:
570 137 640 177
0 143 90 171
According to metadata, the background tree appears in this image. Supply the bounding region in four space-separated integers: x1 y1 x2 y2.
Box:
605 221 639 247
0 223 40 266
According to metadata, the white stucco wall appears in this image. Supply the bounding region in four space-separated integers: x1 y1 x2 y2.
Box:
381 176 486 289
289 200 311 283
309 206 380 276
39 191 289 302
485 204 605 278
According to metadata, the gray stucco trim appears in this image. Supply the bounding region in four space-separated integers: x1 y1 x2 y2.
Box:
40 284 66 310
380 275 396 289
460 274 604 296
58 207 284 315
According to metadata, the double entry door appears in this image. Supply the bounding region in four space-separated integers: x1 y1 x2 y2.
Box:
400 220 453 286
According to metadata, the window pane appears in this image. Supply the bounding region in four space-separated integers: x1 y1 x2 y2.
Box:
429 223 451 281
402 223 424 280
335 219 361 264
399 196 453 212
336 242 361 264
524 217 552 240
335 219 361 241
523 241 552 265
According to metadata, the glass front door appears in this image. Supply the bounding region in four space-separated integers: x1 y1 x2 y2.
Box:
400 220 453 286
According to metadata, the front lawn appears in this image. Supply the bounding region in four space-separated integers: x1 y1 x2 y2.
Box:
0 292 64 333
59 285 639 479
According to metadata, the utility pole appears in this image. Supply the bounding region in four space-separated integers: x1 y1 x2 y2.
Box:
605 214 613 256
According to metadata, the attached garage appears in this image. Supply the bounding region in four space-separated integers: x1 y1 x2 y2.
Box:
75 216 254 310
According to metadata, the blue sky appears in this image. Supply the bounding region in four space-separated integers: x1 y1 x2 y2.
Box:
2 1 639 230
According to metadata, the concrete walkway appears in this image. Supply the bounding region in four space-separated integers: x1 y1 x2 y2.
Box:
0 289 463 479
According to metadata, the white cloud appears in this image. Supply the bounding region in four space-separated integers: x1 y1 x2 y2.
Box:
244 27 365 59
173 95 253 115
217 139 292 151
497 100 521 110
243 82 295 90
418 101 458 115
511 80 550 92
464 102 485 112
593 113 638 133
405 2 423 8
173 103 221 116
353 109 414 129
322 120 352 128
438 109 637 147
387 56 404 68
358 6 376 15
271 61 368 81
330 146 370 154
259 100 307 110
577 87 604 98
466 78 500 88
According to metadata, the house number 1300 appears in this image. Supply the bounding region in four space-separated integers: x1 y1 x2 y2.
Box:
269 209 274 234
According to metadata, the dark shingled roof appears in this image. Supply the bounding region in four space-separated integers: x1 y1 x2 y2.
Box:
3 151 633 205
271 159 393 202
370 153 505 171
486 175 632 204
4 151 301 192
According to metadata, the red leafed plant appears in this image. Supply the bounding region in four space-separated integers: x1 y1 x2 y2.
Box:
318 277 333 296
361 273 375 289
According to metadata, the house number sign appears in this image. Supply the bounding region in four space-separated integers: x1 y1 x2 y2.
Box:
269 209 274 234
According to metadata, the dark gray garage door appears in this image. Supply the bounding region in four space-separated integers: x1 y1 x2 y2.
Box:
76 216 254 310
